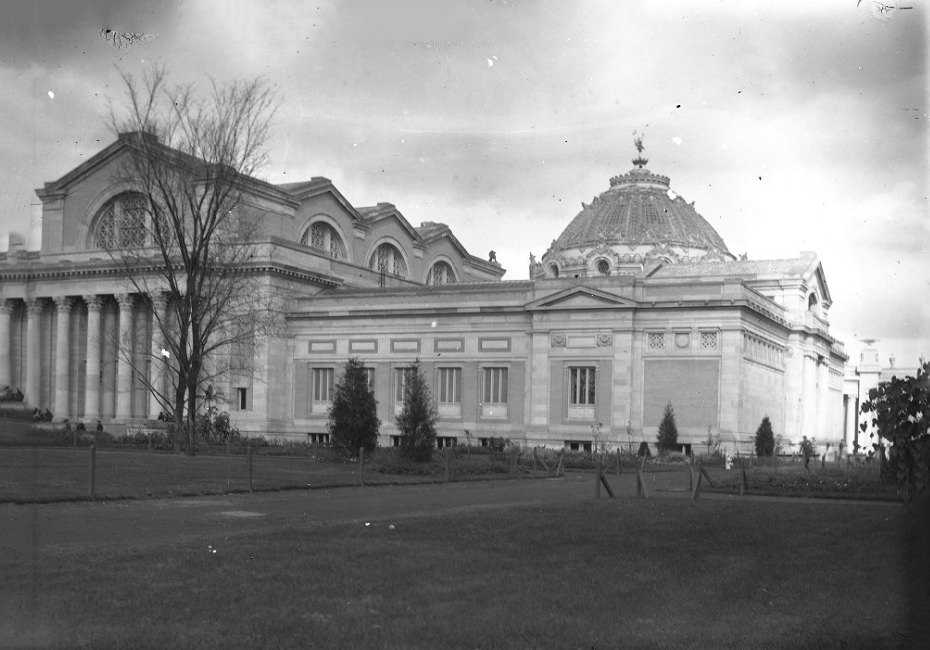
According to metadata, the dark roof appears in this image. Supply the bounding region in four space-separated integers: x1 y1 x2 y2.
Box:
553 166 730 254
275 177 332 194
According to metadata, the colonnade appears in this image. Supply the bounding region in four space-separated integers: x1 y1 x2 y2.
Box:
0 292 169 422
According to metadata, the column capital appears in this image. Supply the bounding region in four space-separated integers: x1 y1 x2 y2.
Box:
149 292 168 310
52 296 73 312
83 295 104 311
0 299 15 315
115 293 136 310
25 298 45 315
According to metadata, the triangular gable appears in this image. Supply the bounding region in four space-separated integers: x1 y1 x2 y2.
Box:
36 137 129 199
38 133 298 207
525 286 637 311
288 180 368 225
809 261 833 307
359 204 423 243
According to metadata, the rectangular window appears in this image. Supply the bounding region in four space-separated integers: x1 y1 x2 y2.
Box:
308 433 330 446
394 367 415 415
364 367 376 394
437 367 462 418
312 367 334 414
568 367 596 420
481 367 508 418
236 387 248 411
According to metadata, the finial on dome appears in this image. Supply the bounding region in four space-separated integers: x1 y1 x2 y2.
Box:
632 131 648 168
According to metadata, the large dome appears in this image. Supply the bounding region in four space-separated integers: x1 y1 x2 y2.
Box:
532 144 734 279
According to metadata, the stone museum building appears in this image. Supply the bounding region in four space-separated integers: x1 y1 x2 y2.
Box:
0 133 850 452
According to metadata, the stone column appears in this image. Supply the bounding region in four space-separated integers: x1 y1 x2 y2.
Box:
53 297 72 420
115 293 135 420
84 295 103 421
148 293 168 419
816 357 830 442
24 298 44 407
0 300 13 388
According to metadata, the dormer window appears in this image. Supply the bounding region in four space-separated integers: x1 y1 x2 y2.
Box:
301 221 346 259
426 260 456 285
808 293 818 311
369 243 407 279
94 194 150 249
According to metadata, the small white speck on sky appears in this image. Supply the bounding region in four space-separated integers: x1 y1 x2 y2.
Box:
47 90 54 99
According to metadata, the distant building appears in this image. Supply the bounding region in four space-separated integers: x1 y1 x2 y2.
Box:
843 342 922 454
0 134 847 452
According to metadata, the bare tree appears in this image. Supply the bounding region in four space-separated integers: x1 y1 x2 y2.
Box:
101 64 281 451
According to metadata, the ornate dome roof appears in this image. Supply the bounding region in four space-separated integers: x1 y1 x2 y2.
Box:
533 139 734 279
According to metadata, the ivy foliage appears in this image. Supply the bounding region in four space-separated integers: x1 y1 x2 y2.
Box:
328 357 380 458
860 361 930 498
395 360 437 462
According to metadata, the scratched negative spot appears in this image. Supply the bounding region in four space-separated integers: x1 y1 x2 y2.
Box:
217 510 264 518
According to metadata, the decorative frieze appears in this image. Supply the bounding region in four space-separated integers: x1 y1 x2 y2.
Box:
742 332 785 370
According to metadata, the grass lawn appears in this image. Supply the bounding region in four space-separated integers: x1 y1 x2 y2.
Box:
2 498 908 649
0 447 534 503
702 459 899 501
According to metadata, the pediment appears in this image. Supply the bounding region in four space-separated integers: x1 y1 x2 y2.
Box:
525 286 636 311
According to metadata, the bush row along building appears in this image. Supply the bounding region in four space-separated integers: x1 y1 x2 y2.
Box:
0 133 850 452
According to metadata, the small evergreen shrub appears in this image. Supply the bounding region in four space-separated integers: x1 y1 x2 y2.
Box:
395 360 437 462
754 416 775 457
328 357 380 458
656 402 679 453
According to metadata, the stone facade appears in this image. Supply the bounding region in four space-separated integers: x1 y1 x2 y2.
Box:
1 133 847 453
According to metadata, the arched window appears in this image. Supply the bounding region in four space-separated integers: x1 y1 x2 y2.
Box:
369 243 407 278
548 264 560 278
301 221 346 259
426 260 456 285
808 293 818 311
596 259 610 276
94 194 150 249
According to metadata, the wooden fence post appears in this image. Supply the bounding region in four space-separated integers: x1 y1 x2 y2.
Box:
595 465 601 499
616 451 621 477
740 461 748 496
247 442 253 493
88 444 97 501
689 463 694 492
444 448 450 483
359 448 366 487
636 470 648 498
691 463 703 500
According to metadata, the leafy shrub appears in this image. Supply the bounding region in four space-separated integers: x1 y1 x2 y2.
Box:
196 410 240 444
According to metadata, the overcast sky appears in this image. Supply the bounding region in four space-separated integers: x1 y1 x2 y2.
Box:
0 0 926 369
